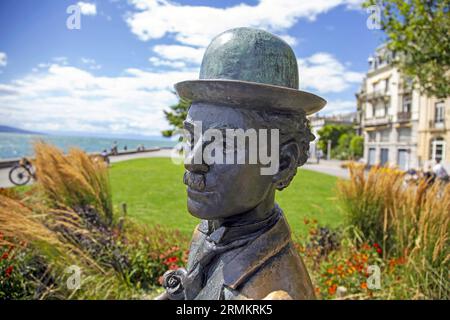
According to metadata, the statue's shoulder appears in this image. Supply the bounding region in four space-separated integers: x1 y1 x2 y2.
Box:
186 221 207 270
220 215 315 300
232 241 316 300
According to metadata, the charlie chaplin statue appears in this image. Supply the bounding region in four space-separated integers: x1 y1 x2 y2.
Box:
158 27 326 300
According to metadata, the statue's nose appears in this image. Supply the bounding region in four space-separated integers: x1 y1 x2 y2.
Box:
184 139 209 173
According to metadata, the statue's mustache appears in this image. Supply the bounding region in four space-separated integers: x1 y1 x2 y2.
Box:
183 171 205 191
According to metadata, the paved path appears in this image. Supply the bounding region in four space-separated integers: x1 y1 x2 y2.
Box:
303 160 350 179
0 151 348 188
0 149 174 188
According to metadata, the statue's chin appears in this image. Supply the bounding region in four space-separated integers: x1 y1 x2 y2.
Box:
188 198 217 219
187 195 230 220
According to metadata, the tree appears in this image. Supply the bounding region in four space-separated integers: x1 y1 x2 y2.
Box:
334 133 353 159
161 97 191 137
364 0 450 98
317 124 354 158
350 135 364 159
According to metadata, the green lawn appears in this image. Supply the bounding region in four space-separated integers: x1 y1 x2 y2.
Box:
109 158 343 236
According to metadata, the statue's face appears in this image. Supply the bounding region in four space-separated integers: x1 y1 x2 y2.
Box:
183 103 275 220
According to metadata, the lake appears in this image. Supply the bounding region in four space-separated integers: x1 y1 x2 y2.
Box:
0 132 177 160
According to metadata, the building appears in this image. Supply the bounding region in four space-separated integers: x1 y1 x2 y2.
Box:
417 97 450 170
356 45 449 171
309 113 356 161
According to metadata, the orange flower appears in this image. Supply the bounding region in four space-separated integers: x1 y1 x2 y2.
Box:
360 282 368 289
327 267 335 275
328 284 337 295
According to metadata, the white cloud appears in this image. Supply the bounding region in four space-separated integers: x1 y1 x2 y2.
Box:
81 57 102 70
149 57 187 69
52 56 69 65
126 0 362 47
298 52 364 93
153 45 204 65
0 63 197 135
321 99 356 115
77 2 97 16
0 52 7 67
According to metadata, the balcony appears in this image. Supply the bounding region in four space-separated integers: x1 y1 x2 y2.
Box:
364 115 392 127
428 120 446 131
397 111 411 122
360 90 390 102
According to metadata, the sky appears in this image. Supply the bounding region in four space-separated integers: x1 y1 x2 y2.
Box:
0 0 385 137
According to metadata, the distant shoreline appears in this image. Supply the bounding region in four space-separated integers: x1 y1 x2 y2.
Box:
0 132 177 161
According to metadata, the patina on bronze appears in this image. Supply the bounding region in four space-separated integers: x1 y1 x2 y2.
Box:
158 27 326 300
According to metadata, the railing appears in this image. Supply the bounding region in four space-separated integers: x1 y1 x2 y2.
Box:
428 120 446 130
360 90 390 101
364 115 392 127
397 111 411 122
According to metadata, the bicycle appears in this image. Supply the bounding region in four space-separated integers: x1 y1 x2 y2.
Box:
8 157 36 186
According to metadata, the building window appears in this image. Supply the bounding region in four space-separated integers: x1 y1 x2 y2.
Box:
402 94 412 113
380 148 389 166
430 137 446 161
398 128 411 142
375 101 386 118
368 148 376 166
368 131 376 142
380 129 390 142
435 101 445 123
365 103 373 119
397 149 409 171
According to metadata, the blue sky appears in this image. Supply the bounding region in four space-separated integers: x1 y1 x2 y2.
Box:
0 0 385 137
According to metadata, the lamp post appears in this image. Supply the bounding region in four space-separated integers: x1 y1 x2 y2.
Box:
327 139 331 161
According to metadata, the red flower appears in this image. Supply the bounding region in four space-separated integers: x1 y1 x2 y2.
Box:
164 256 179 265
373 243 380 248
376 248 382 254
5 265 13 278
1 252 9 260
169 264 178 270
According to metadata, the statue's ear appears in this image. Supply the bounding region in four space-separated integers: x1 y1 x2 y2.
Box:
272 141 299 190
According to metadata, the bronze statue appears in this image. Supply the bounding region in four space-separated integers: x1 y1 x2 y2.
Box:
158 27 326 300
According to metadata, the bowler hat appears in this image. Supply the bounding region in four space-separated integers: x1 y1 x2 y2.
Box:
175 27 326 115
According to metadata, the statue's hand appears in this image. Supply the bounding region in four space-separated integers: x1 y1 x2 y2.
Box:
263 290 293 300
161 268 187 300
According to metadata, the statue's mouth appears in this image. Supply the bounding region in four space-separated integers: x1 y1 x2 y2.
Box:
183 171 206 192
